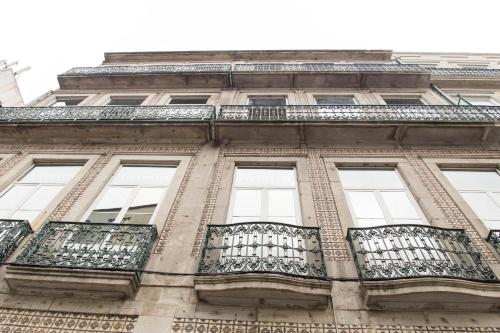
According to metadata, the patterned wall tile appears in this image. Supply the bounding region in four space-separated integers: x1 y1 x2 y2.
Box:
0 307 137 332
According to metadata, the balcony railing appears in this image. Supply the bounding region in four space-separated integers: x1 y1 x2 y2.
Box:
12 222 157 277
233 63 427 73
487 230 500 255
0 106 215 122
218 105 500 122
61 64 231 76
347 224 497 281
430 68 500 77
197 222 327 278
0 219 31 263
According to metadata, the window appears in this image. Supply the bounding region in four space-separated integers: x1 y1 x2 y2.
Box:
383 98 424 105
228 167 300 225
84 165 176 224
0 165 82 223
443 170 500 230
169 96 209 104
51 97 86 106
315 96 356 105
461 97 498 106
248 96 287 106
338 169 427 228
107 98 145 106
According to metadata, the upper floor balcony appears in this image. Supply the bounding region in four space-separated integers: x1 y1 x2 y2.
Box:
346 224 500 310
194 222 332 309
429 68 500 89
0 105 215 144
215 104 500 146
6 221 157 299
58 63 431 89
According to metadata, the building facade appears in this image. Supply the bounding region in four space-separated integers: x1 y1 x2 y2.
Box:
0 50 499 332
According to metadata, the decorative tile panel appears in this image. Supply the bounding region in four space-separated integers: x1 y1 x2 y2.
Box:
171 318 500 333
0 307 137 332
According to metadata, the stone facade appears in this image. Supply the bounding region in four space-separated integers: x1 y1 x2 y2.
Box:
0 50 500 332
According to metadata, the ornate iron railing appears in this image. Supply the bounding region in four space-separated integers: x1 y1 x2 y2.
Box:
486 230 500 255
12 222 157 277
197 222 327 278
233 63 427 73
61 64 231 76
430 68 500 77
0 106 215 122
347 224 497 281
0 219 31 263
218 105 500 122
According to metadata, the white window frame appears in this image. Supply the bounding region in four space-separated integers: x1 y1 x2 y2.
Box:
227 166 302 225
0 163 82 223
81 164 175 224
339 168 428 227
314 95 358 105
247 95 288 106
167 95 210 105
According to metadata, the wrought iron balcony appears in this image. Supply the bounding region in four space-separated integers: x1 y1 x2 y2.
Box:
347 224 497 281
487 230 500 255
0 219 31 263
218 105 500 122
233 63 427 73
0 105 215 122
197 222 327 278
61 64 231 76
430 68 500 77
12 222 157 277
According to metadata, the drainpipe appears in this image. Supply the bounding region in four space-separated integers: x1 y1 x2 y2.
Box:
457 94 472 106
394 56 403 65
430 83 458 105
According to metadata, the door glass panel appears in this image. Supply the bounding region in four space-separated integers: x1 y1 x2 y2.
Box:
87 187 133 223
20 185 63 210
122 187 164 224
232 189 261 217
461 192 500 220
0 185 35 209
347 191 384 219
380 191 420 219
268 189 295 217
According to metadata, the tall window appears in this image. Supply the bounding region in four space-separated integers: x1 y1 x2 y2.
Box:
84 165 176 224
0 165 82 223
338 168 427 228
228 167 300 225
383 98 424 105
443 170 500 230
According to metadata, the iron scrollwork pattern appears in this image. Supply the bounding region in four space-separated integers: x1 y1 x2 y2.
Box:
233 63 427 73
346 224 497 281
487 230 500 256
62 64 231 76
218 105 500 122
13 221 157 276
0 105 215 122
429 68 500 77
198 222 327 278
0 219 31 263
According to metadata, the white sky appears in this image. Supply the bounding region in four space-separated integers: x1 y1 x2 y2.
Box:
3 0 500 103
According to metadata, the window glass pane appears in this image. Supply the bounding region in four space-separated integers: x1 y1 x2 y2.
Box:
347 191 384 219
169 97 209 104
232 189 261 217
268 217 296 224
443 170 500 191
355 219 387 228
380 191 420 219
235 168 295 188
338 169 404 189
249 98 286 106
20 185 63 210
107 98 144 106
461 192 500 220
384 98 424 105
94 187 133 210
316 97 355 105
465 98 496 106
0 210 11 218
232 216 260 223
0 185 35 209
121 187 164 224
268 189 296 217
111 166 176 186
20 165 81 184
